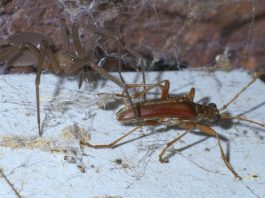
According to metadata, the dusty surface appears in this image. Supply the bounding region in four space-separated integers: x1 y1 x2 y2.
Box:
0 71 265 197
1 0 265 72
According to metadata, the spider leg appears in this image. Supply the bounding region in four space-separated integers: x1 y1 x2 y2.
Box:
0 42 40 70
41 41 61 74
34 42 46 136
78 71 84 89
0 46 22 61
72 23 85 58
7 42 47 136
3 42 44 135
70 58 125 88
72 22 88 88
59 19 69 51
34 40 71 135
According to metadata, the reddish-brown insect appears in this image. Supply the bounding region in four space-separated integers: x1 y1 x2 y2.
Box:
84 70 265 180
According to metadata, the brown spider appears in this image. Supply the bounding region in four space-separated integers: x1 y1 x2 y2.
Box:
0 19 136 136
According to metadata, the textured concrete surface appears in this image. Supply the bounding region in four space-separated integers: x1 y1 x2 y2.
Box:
0 70 265 197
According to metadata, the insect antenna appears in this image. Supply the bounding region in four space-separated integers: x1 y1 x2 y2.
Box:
217 69 265 129
220 69 265 111
220 113 265 128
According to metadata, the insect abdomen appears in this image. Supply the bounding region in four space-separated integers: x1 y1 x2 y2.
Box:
116 102 196 123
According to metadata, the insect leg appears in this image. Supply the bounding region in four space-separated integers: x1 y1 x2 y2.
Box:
82 126 141 148
98 80 170 108
159 127 193 163
188 87 195 101
196 124 241 179
122 80 170 100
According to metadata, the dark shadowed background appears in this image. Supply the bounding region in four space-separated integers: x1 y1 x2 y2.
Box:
0 0 264 72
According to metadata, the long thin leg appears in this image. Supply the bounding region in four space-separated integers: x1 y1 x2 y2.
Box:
188 87 195 101
123 44 146 85
1 42 55 136
78 24 142 127
11 43 45 136
89 23 147 91
117 31 141 126
125 80 170 100
35 42 45 136
159 128 193 163
107 80 170 105
112 81 194 103
41 41 61 73
0 46 21 61
60 19 69 51
72 24 142 130
70 26 130 90
72 23 85 58
69 58 141 124
31 40 60 135
88 25 143 127
196 124 241 179
0 43 40 65
5 43 45 136
78 71 84 89
70 59 126 88
71 22 87 88
0 169 22 198
97 80 171 116
82 126 141 148
0 41 27 60
158 120 241 179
